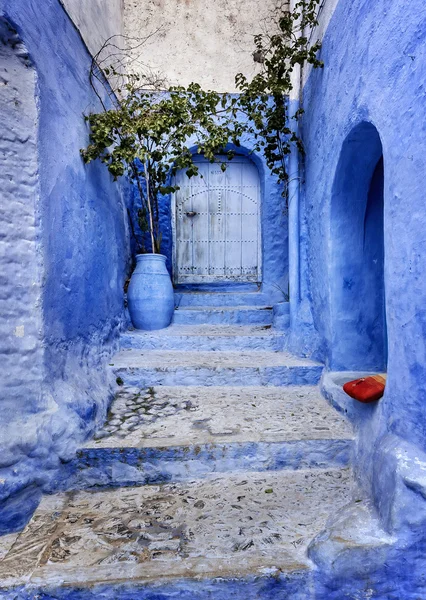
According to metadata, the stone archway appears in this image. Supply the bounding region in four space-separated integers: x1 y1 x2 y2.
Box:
329 121 387 372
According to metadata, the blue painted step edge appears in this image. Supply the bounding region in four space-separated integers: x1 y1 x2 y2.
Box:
52 439 353 492
172 307 273 326
174 293 277 307
1 570 313 600
114 365 323 387
119 330 286 351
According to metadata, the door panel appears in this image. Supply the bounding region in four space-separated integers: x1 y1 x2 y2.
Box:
174 156 261 284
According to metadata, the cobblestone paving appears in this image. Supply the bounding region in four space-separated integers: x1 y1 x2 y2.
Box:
90 386 353 447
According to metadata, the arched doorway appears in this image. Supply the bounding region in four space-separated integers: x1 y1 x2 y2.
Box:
172 154 261 284
329 122 387 371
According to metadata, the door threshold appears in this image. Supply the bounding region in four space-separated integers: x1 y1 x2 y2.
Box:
174 283 262 293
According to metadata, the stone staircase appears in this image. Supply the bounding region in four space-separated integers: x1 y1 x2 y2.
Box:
0 292 358 599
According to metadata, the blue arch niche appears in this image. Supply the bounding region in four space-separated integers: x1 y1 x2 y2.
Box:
329 121 387 371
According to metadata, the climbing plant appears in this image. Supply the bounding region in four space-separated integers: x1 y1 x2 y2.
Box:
81 78 245 254
81 0 323 252
233 0 323 199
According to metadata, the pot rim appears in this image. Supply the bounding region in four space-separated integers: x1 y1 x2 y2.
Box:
135 253 167 262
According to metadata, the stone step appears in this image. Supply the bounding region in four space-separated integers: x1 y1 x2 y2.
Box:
174 282 260 293
61 385 353 490
120 324 286 351
111 350 323 387
172 305 273 326
0 468 354 595
174 291 278 307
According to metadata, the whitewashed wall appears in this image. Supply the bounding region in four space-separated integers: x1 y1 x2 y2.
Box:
60 0 124 56
123 0 286 92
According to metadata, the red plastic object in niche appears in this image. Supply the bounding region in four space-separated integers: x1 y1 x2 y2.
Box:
343 375 386 403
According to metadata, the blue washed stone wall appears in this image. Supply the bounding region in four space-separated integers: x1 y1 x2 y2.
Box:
297 0 426 594
0 0 131 532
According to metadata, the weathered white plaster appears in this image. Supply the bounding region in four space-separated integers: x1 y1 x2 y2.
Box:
123 0 286 92
289 0 302 100
60 0 124 56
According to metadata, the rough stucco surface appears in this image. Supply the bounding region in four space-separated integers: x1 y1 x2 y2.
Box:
3 0 426 596
123 0 285 92
302 0 339 87
60 0 123 57
301 0 426 457
0 0 130 533
298 0 426 595
0 21 45 426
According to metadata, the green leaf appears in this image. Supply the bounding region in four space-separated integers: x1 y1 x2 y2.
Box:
81 0 323 247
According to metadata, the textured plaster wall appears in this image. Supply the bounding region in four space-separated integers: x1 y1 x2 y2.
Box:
0 21 45 431
60 0 124 57
123 0 286 93
299 0 426 594
0 0 131 532
302 0 339 88
301 0 426 450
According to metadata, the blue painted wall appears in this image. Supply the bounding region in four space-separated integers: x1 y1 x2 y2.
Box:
297 0 426 594
0 0 131 532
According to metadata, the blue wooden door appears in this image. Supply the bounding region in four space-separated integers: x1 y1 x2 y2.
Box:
173 156 261 284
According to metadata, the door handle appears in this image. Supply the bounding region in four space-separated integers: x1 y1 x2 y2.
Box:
185 211 198 217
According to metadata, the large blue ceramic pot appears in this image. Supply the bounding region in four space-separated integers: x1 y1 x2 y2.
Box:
127 254 174 330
